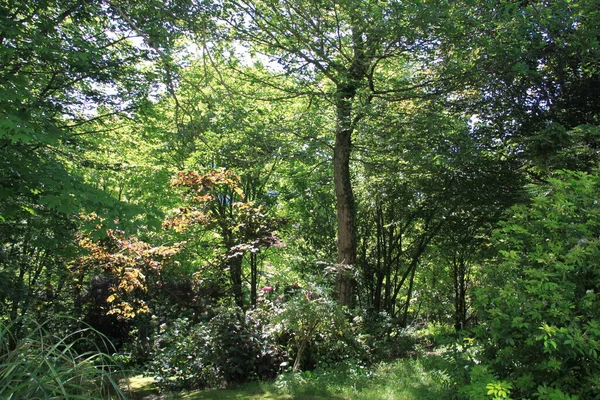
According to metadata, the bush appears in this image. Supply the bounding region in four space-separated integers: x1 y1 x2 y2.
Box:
148 317 216 390
269 286 370 371
471 170 600 398
0 319 126 399
148 283 375 390
209 308 285 382
149 306 285 391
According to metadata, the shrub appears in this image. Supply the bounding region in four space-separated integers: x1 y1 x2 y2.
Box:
270 286 370 371
472 170 600 398
209 308 285 382
149 306 285 391
148 286 371 390
148 317 216 390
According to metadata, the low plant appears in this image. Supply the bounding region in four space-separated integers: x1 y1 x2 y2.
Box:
269 285 370 371
0 318 126 399
149 306 286 391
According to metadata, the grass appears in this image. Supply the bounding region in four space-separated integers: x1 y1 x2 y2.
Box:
125 354 452 400
0 318 127 399
124 376 292 399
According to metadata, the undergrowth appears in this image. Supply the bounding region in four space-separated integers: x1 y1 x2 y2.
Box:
0 318 126 399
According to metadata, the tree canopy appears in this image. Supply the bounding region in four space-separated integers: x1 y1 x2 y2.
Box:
1 1 599 398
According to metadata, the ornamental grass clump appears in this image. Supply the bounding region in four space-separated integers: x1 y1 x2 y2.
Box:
0 319 126 399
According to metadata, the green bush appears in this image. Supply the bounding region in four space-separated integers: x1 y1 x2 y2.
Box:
0 319 126 399
148 286 371 390
472 169 600 398
148 317 216 390
209 309 285 382
149 307 285 391
269 286 370 371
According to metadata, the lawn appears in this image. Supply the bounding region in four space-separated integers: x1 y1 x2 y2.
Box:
124 355 452 400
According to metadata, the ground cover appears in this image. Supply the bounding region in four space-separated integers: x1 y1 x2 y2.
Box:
124 354 451 400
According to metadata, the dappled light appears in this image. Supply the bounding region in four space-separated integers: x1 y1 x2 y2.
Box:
1 0 599 399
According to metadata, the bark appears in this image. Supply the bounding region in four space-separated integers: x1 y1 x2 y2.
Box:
250 252 258 307
229 255 244 308
453 255 468 331
401 263 417 327
333 22 369 306
333 85 357 306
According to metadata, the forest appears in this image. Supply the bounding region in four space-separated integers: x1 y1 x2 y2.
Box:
1 0 599 399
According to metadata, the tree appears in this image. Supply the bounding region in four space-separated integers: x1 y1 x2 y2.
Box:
439 0 600 175
165 170 285 307
221 0 448 304
353 98 522 326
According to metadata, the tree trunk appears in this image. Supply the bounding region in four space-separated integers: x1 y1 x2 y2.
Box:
453 256 468 331
401 264 418 327
229 255 244 308
334 85 357 306
250 252 257 307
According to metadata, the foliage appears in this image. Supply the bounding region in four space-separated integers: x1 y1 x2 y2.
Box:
354 104 521 326
268 285 369 371
485 380 512 399
165 169 286 307
148 285 369 390
1 1 599 396
0 202 78 325
149 307 286 391
441 0 600 179
0 318 125 399
50 223 183 354
0 0 160 225
73 226 181 320
472 169 600 398
148 317 217 390
458 365 508 400
0 0 196 330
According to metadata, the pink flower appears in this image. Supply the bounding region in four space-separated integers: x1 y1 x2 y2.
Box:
262 286 274 292
305 292 317 301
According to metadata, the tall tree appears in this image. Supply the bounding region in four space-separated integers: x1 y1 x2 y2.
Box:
221 0 446 304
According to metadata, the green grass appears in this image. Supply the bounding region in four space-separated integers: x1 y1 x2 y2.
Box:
0 319 127 399
124 376 292 399
126 355 452 400
273 358 451 400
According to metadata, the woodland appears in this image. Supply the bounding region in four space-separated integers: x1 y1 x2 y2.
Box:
1 0 599 399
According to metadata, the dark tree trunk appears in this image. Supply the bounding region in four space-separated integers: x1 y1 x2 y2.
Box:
229 255 244 308
334 85 357 306
250 252 258 307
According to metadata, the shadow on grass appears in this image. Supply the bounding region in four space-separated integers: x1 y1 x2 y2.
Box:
125 352 454 400
124 376 345 400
